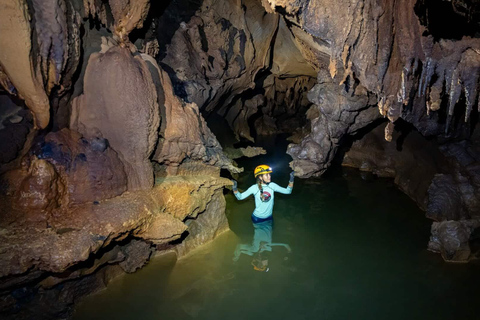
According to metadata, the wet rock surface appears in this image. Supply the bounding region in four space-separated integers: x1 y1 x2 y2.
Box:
342 122 480 261
0 175 230 319
150 60 240 175
342 122 448 209
70 46 160 191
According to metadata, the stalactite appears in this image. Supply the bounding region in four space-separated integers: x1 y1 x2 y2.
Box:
465 86 472 122
422 58 435 97
387 99 402 123
384 121 394 142
418 60 426 98
428 74 444 113
445 67 453 97
448 69 461 117
461 60 479 122
31 0 68 94
378 95 387 117
401 67 406 102
401 59 417 107
412 58 419 76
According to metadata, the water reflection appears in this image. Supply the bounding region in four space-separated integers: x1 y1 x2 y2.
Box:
233 220 291 272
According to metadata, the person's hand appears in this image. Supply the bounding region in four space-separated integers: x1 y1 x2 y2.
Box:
289 171 295 183
231 179 238 192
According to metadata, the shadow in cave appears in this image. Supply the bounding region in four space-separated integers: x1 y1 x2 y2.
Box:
331 118 388 168
154 0 205 61
395 118 415 152
445 91 474 141
414 0 480 40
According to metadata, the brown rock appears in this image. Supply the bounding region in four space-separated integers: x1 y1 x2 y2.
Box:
342 122 448 210
109 0 150 41
152 64 240 174
70 46 160 191
14 158 64 212
428 219 480 262
0 175 229 281
41 129 128 205
0 0 50 129
175 189 229 257
118 239 153 273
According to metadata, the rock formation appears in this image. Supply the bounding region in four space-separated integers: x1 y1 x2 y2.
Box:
0 1 240 318
1 0 480 317
257 0 480 262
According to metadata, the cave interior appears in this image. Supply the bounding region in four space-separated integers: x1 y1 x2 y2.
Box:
0 0 480 319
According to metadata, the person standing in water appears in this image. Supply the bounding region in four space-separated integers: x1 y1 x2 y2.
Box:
232 164 294 223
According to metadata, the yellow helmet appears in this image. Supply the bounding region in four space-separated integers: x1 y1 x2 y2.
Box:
254 164 272 178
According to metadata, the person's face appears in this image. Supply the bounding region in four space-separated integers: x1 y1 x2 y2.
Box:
260 173 271 183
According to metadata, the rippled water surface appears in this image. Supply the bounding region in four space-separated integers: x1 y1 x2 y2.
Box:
74 137 480 320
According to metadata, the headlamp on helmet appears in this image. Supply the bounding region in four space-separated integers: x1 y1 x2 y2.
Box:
254 164 272 178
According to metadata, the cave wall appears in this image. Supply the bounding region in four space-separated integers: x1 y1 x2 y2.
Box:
154 0 317 143
256 0 480 262
254 0 480 177
0 1 241 318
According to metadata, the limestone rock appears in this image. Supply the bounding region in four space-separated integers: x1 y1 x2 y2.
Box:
1 128 128 225
159 0 279 112
342 122 448 210
272 0 480 179
109 0 150 40
36 129 128 206
428 219 480 262
118 239 154 273
152 63 240 175
288 79 379 177
175 189 229 257
0 0 50 129
0 175 229 286
70 45 160 191
224 146 267 160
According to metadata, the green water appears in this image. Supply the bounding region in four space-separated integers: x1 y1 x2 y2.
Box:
74 139 480 320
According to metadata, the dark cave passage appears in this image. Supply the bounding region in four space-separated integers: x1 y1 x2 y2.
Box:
415 0 480 40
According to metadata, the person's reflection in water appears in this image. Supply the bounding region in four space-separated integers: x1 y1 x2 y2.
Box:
233 220 291 272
